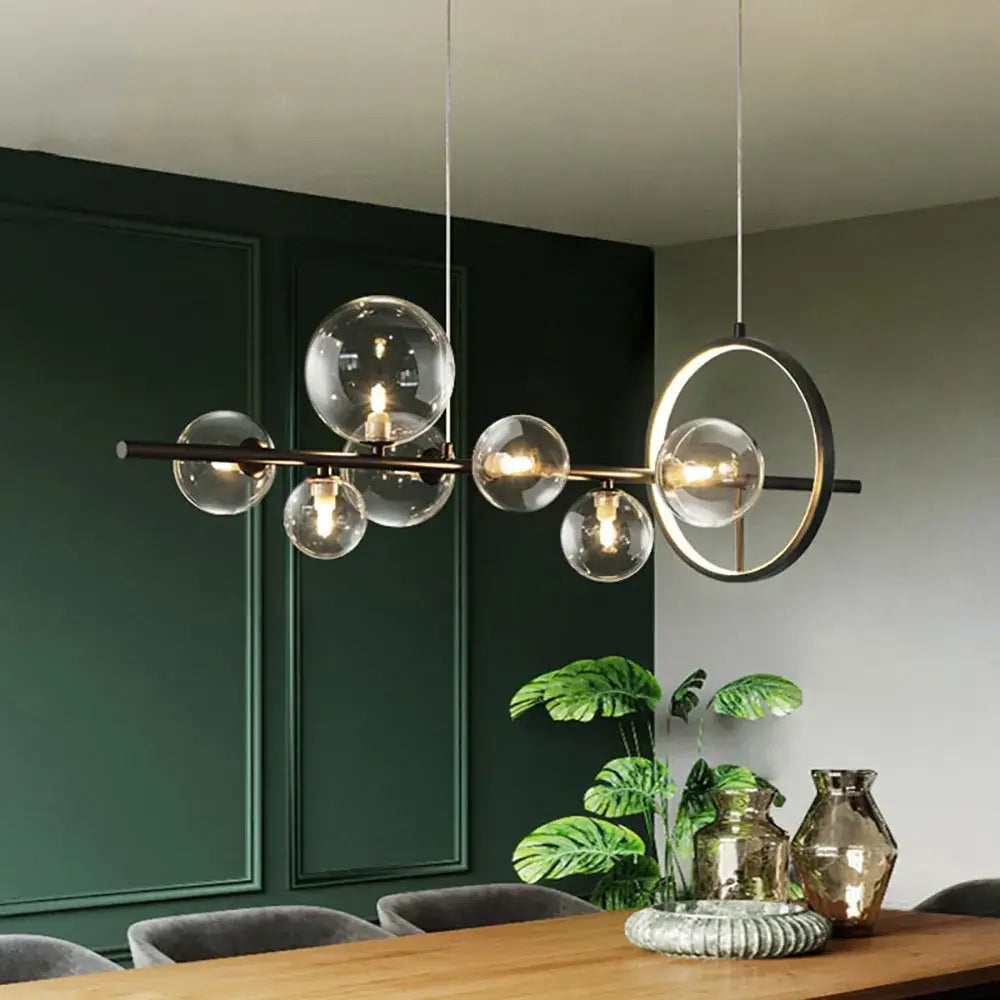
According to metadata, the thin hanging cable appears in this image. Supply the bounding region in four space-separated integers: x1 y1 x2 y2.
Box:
443 0 454 444
735 0 744 327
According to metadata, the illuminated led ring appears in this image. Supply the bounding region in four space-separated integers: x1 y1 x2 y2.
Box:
646 336 835 582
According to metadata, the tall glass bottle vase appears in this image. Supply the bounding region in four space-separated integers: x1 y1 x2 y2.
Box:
694 787 790 901
792 769 897 936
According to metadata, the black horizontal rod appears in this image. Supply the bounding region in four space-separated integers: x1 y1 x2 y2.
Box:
115 441 861 494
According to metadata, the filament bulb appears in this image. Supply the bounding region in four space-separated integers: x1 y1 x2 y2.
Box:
483 451 538 479
373 336 387 360
364 382 392 442
210 461 240 473
594 490 620 552
310 478 339 538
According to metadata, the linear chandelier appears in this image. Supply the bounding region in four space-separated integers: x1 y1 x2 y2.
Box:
117 0 860 583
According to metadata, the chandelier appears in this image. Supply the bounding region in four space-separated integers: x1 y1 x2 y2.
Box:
117 0 860 583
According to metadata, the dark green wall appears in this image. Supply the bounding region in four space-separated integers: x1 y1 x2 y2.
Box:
0 148 652 959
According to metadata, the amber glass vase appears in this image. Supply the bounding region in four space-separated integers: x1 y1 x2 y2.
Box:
694 787 790 901
792 769 897 936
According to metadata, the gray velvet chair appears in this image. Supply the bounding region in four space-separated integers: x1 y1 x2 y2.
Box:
128 905 391 967
376 883 601 936
0 935 121 983
916 879 1000 918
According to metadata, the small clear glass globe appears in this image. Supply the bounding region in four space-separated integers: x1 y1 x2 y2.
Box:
560 488 654 582
304 295 455 445
653 417 764 528
471 414 570 512
343 425 455 528
283 476 368 559
172 410 275 515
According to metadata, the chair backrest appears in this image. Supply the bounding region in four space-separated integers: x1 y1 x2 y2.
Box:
128 905 391 967
916 879 1000 917
377 883 600 935
0 935 120 984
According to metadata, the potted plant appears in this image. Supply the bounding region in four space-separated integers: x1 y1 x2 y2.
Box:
509 656 802 908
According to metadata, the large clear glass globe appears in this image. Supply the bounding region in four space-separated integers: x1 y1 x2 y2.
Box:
343 424 454 528
560 488 654 582
304 295 455 445
471 414 570 512
172 410 275 515
653 417 764 528
283 476 368 559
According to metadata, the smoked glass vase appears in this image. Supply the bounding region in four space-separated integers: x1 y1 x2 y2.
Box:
791 769 897 936
694 787 790 901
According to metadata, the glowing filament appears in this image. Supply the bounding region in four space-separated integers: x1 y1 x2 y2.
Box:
594 491 620 552
373 337 387 360
211 461 240 473
364 382 392 441
310 479 339 539
484 451 538 478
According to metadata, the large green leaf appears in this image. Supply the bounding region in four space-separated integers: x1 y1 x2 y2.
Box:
583 757 675 818
590 855 663 910
509 669 562 720
669 669 706 722
673 758 716 858
509 656 661 723
512 816 645 883
713 763 759 790
711 674 802 720
754 774 787 808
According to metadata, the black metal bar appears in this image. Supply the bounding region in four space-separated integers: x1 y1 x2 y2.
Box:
115 440 862 494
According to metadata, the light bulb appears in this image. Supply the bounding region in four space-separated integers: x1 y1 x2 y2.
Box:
653 417 764 528
173 410 275 515
305 295 454 444
483 451 539 478
560 488 653 582
283 475 367 559
471 415 570 513
311 478 339 538
594 491 620 551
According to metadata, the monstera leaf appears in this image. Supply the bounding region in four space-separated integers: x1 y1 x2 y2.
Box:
669 669 707 722
509 657 662 723
673 760 759 857
711 674 802 720
583 757 675 819
590 855 663 910
512 816 645 883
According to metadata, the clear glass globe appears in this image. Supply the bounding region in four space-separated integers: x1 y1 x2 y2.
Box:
653 417 764 528
304 295 455 445
172 410 275 515
471 414 570 512
560 488 654 582
283 475 368 559
342 424 455 528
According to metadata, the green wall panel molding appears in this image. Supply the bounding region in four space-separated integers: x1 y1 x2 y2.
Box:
286 249 468 888
0 147 652 951
0 202 263 916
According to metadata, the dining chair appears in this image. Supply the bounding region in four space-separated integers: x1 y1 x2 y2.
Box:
0 935 121 983
376 883 601 935
916 879 1000 918
127 904 391 967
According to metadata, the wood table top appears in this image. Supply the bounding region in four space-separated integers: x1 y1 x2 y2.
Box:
7 909 1000 999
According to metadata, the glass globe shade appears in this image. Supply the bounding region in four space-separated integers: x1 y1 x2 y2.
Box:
283 475 368 559
471 414 570 512
172 410 275 515
560 488 654 582
304 295 455 446
342 424 454 528
653 417 764 528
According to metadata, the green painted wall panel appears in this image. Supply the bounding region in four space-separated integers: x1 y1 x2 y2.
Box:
0 148 652 952
0 209 259 912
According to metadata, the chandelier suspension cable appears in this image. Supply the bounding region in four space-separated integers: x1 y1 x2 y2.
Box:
443 0 454 443
735 0 745 334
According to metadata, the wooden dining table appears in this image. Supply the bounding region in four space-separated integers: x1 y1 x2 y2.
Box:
5 909 1000 998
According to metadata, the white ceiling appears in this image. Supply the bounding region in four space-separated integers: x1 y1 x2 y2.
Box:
2 0 1000 246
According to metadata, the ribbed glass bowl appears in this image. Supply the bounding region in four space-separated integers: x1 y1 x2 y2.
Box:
625 900 832 959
